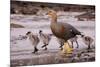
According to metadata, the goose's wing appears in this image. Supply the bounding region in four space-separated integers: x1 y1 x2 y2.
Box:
59 22 81 35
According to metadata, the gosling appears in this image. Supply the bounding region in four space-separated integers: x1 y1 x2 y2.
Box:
81 35 94 50
26 31 40 53
39 30 52 50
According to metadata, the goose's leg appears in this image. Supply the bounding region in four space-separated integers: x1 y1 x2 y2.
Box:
59 45 62 48
61 44 64 50
60 42 64 50
76 40 79 48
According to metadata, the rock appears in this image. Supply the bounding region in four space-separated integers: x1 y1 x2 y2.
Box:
10 23 24 28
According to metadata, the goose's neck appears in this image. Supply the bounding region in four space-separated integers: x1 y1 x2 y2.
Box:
51 15 57 23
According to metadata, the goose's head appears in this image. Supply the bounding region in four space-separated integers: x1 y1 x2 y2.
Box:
46 10 57 18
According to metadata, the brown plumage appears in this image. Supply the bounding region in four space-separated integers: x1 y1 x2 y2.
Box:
47 10 82 53
47 10 82 43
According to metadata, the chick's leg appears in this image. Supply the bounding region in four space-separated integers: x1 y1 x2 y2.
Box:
76 40 79 48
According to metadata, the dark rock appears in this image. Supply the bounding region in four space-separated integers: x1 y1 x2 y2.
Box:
10 23 24 28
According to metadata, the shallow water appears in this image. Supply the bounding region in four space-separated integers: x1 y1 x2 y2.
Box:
10 12 95 66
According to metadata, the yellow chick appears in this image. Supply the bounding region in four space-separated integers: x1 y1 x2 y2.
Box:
62 42 73 54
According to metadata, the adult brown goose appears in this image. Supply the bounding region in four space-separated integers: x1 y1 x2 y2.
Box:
47 10 82 54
